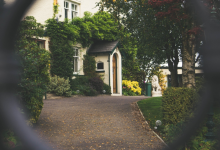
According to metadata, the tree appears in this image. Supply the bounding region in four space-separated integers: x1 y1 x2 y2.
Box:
98 0 179 87
15 16 50 125
98 0 213 88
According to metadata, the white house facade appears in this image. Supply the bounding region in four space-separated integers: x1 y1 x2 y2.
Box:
5 0 122 96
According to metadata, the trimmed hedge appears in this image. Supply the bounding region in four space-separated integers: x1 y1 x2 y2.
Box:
162 87 198 126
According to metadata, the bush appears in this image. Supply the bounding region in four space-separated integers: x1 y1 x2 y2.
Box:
47 75 72 97
70 76 89 91
122 80 142 96
103 83 111 94
83 54 97 77
162 87 198 126
89 77 104 94
15 16 50 125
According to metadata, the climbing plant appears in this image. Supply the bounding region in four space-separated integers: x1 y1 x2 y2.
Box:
45 18 79 80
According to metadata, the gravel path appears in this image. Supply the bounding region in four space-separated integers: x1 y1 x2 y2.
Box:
33 95 165 150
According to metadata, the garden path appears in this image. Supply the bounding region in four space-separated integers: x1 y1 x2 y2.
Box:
33 95 165 150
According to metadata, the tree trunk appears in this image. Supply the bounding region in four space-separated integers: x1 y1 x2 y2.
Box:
182 29 196 88
166 44 179 87
170 69 178 87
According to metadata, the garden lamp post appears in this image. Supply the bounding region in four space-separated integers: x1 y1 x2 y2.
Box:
200 6 220 141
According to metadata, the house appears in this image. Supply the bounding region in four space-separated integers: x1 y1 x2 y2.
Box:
5 0 123 96
160 67 204 87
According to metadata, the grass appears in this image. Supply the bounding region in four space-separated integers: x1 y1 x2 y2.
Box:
137 97 163 130
137 96 220 149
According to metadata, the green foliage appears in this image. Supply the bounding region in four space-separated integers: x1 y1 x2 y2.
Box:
162 87 198 126
137 97 163 129
70 76 111 96
70 76 89 91
45 18 79 81
89 77 104 94
2 130 20 149
15 16 50 125
70 76 97 96
47 75 72 97
83 54 97 77
72 11 119 48
195 76 205 93
138 96 218 150
53 3 59 18
103 83 111 94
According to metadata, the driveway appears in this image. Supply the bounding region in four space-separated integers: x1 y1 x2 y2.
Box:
33 95 165 150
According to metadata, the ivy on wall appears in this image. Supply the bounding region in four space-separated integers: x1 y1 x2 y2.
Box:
45 19 79 80
45 11 119 81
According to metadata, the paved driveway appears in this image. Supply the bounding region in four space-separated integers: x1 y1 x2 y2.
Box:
33 95 165 150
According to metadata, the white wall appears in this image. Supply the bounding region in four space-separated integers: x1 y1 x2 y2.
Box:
80 0 100 16
93 54 109 85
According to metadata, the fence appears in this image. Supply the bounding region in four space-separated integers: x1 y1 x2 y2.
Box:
0 0 219 150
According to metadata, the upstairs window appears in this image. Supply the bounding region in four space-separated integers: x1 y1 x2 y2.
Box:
73 48 79 73
71 4 78 19
64 1 79 19
64 1 69 19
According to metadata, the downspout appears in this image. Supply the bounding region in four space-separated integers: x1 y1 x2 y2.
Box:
121 54 122 94
108 54 110 86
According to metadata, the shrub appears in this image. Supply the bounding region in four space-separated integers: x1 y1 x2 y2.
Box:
15 16 50 125
83 54 97 77
122 80 141 95
195 76 205 93
47 75 72 97
70 76 89 91
89 77 104 94
83 85 98 96
70 76 99 96
103 83 111 94
162 87 198 126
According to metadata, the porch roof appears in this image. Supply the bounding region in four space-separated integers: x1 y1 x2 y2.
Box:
87 40 119 54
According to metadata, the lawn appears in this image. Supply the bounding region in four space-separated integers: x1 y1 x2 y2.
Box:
137 96 220 149
137 97 163 130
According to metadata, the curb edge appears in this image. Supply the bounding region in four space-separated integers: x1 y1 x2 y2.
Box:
135 102 169 148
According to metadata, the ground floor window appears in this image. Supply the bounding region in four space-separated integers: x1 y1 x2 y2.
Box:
73 48 79 73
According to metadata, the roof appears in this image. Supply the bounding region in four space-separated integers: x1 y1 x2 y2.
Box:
87 40 119 54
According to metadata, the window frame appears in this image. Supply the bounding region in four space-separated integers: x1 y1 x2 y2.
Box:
64 1 79 20
73 47 79 74
96 61 104 71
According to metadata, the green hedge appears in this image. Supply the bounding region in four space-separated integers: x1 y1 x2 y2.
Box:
162 87 198 126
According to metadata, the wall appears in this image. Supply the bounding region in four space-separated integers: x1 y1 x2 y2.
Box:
160 68 204 88
93 54 109 86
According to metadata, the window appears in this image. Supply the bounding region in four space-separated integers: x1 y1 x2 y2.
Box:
97 62 104 70
37 40 45 49
73 48 79 73
64 1 69 19
64 1 78 19
71 4 78 19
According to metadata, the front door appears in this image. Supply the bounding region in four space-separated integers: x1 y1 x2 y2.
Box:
113 54 117 93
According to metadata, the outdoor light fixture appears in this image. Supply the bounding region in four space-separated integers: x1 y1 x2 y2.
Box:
154 120 162 129
103 90 106 94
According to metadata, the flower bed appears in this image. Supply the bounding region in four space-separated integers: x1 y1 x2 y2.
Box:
122 80 141 96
